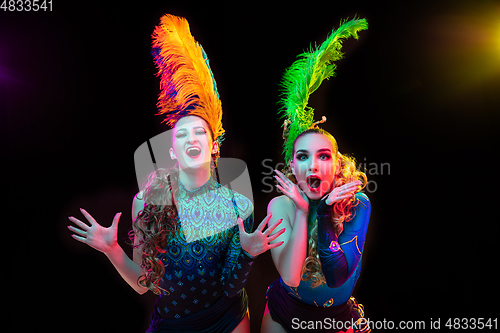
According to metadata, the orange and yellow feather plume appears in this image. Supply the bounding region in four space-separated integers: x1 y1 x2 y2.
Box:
152 14 224 143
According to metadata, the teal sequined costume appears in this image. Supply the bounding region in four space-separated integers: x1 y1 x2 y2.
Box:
147 178 254 332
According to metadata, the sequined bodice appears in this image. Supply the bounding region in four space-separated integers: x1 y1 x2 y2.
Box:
154 178 254 320
176 178 252 242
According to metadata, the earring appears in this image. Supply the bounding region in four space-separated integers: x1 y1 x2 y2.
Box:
169 148 176 160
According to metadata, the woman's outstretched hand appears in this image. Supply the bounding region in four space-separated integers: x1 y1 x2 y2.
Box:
68 208 122 254
274 169 309 213
238 214 285 258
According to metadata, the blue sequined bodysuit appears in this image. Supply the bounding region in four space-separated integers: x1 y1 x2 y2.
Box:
152 178 254 320
281 193 371 307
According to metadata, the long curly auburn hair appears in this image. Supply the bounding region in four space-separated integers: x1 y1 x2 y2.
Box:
282 128 367 288
128 167 179 295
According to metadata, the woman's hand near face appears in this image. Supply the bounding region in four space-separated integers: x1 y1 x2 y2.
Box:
274 169 309 213
316 181 362 217
324 180 362 205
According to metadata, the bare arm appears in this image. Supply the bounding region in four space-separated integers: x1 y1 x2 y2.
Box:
104 193 149 294
104 243 148 295
67 193 148 295
267 195 308 287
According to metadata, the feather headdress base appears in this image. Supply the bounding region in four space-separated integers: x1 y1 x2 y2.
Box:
282 116 327 140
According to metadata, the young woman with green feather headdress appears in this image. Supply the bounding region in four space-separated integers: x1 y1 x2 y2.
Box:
261 18 372 333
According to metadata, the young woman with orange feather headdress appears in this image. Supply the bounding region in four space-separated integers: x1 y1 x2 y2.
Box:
68 14 284 333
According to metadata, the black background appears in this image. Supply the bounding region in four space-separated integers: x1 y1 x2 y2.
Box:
3 0 499 332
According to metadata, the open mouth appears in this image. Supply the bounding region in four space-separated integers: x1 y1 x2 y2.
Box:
306 175 322 191
186 146 201 157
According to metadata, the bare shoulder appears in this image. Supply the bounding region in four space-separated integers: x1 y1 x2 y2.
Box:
268 195 294 210
268 195 296 225
133 191 145 210
131 191 145 227
134 190 145 202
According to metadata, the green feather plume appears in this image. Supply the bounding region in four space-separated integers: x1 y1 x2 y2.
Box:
279 18 368 163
